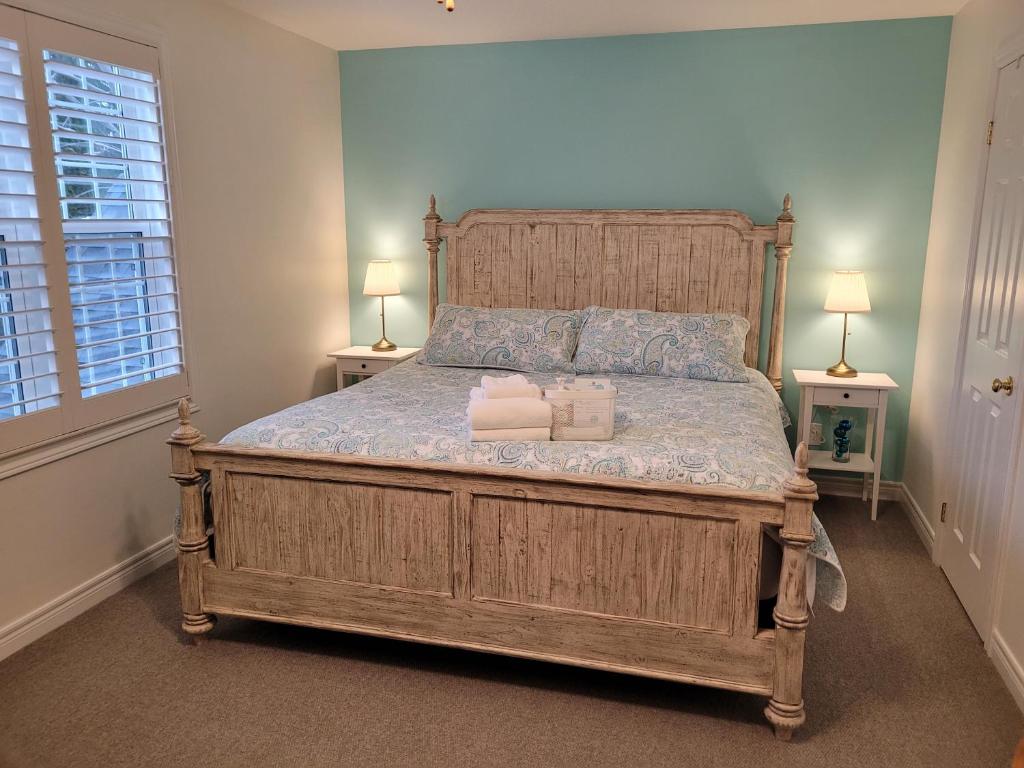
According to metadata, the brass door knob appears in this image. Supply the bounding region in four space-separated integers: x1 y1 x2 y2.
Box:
992 376 1015 395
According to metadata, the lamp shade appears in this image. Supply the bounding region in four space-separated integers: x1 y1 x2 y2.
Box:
824 270 870 313
363 260 400 297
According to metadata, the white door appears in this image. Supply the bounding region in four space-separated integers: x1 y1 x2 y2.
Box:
943 57 1024 636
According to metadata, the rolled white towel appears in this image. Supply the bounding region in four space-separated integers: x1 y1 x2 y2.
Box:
467 397 552 430
470 384 540 400
470 427 551 442
481 373 529 390
485 384 542 399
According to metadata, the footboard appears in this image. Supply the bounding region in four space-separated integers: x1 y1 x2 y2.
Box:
168 401 816 739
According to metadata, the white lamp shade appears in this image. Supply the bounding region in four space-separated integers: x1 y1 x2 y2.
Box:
363 260 400 297
824 270 871 313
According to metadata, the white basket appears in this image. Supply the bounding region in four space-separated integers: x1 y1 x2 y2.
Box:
544 381 617 441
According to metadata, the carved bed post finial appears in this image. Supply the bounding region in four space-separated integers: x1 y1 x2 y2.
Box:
167 399 215 642
423 194 443 329
766 440 817 740
766 194 795 392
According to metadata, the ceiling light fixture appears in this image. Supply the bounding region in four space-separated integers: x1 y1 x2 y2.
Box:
435 0 455 12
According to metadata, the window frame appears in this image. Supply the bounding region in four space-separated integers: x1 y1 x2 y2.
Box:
0 2 192 460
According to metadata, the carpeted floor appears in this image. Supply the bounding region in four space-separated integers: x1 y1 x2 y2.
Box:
0 496 1021 767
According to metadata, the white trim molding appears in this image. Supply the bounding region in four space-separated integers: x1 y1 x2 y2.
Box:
810 473 903 501
0 401 198 482
810 473 936 557
0 535 175 662
989 629 1024 715
898 482 936 557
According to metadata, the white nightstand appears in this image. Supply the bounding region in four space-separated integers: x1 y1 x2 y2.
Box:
792 369 899 521
328 346 420 389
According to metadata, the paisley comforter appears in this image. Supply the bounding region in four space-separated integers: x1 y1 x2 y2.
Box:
222 360 846 610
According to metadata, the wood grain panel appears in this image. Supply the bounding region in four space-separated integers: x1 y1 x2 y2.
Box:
554 225 577 309
508 224 530 308
225 474 452 594
527 224 557 309
603 225 640 308
471 498 737 632
573 223 603 307
203 564 775 693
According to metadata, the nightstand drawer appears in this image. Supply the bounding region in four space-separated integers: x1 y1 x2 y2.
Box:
337 357 393 375
813 387 879 408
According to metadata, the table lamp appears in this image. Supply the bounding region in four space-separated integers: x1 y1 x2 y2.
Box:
363 260 400 352
824 270 870 378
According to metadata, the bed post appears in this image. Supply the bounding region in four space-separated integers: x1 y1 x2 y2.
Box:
167 399 215 642
424 194 442 329
766 194 794 392
765 441 817 740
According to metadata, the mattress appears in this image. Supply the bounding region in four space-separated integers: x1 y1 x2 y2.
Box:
221 360 846 610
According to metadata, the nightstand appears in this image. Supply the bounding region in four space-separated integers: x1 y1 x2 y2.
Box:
792 369 899 521
328 346 420 389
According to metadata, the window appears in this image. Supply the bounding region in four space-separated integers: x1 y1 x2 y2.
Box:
0 7 186 454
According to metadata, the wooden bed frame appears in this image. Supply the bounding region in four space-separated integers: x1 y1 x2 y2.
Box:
170 196 817 739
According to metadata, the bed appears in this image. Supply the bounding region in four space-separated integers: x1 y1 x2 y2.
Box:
170 196 827 739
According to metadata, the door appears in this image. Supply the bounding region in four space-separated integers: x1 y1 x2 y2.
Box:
943 57 1024 636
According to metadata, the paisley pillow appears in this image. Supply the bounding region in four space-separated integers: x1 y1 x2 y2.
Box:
573 306 750 382
420 304 582 373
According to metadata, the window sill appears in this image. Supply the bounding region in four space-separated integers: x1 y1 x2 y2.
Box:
0 400 199 482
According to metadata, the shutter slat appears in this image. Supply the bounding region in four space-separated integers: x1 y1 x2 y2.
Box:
73 307 176 330
76 326 180 351
52 128 161 148
69 274 175 290
46 82 156 108
71 290 176 310
43 60 155 90
2 390 63 409
84 361 180 390
78 342 180 370
50 105 160 129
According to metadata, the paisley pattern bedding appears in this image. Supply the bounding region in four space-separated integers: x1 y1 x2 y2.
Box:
574 307 750 382
421 303 582 373
221 361 846 610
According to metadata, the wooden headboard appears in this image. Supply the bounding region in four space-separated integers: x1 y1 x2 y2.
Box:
423 196 795 391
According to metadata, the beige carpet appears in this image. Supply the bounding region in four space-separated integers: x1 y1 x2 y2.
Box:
1 496 1021 768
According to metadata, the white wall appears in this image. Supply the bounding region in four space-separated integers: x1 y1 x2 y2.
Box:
903 0 1024 538
0 0 348 645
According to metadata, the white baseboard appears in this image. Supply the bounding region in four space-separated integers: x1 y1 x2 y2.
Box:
897 482 936 556
809 473 903 501
809 474 936 556
989 629 1024 715
0 535 175 662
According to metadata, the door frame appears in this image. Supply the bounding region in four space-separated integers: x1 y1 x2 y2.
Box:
937 32 1024 644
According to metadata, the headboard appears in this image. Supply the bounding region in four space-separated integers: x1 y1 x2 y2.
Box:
423 196 795 391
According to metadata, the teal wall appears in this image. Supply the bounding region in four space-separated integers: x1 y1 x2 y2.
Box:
339 18 951 480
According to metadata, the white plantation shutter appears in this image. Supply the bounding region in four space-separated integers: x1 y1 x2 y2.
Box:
42 48 183 401
0 34 61 427
0 8 188 452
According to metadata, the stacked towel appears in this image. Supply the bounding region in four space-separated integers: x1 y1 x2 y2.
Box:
470 427 551 442
467 375 551 442
475 373 543 400
470 384 542 400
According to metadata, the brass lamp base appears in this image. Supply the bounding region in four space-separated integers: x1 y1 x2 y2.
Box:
827 359 858 378
371 337 397 352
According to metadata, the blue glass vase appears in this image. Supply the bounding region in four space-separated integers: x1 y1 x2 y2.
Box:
832 419 853 463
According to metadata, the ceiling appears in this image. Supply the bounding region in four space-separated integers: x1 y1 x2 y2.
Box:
222 0 964 52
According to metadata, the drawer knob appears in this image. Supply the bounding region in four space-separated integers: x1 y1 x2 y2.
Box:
361 363 367 369
843 392 850 399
